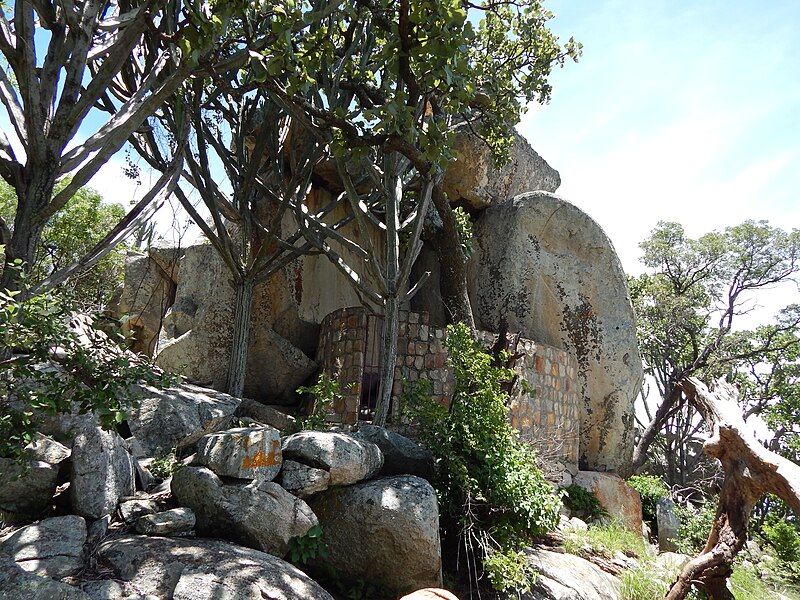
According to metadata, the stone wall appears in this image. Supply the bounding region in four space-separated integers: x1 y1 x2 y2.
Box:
316 307 580 476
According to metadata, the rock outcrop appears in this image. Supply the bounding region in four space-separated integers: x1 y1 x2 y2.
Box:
95 534 333 599
573 471 643 533
0 556 91 600
195 426 282 481
523 547 621 600
309 475 442 594
355 425 434 479
0 516 86 579
0 459 59 521
469 192 643 473
171 466 317 557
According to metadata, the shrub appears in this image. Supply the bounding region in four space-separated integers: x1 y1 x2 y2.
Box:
0 269 172 459
562 484 606 520
627 474 669 526
762 521 800 563
675 500 717 554
295 373 344 431
404 323 561 595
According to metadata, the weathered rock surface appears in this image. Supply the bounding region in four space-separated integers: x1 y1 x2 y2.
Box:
523 547 621 600
235 398 297 431
96 534 333 599
400 590 460 600
69 424 134 519
195 426 282 481
656 497 680 552
309 475 442 594
171 466 317 556
573 471 642 533
135 508 195 536
0 556 90 600
25 434 71 465
0 516 86 579
443 125 561 209
279 460 331 498
355 425 434 479
125 383 241 458
282 431 383 486
0 459 58 520
469 192 643 472
118 499 159 524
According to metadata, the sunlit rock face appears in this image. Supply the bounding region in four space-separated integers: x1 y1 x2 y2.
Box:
468 191 643 474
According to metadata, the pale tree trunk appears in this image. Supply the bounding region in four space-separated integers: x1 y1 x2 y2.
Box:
631 384 681 472
665 377 800 600
226 279 254 398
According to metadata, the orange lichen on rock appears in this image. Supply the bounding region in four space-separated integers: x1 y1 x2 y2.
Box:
242 440 281 469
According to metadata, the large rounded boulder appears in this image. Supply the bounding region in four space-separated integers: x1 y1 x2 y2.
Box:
468 192 643 473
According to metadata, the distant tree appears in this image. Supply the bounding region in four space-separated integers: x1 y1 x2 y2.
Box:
0 180 126 308
630 220 800 474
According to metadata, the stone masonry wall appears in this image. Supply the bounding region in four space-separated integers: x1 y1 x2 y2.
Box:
317 307 580 475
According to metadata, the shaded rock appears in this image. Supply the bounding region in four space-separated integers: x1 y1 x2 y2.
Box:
279 460 331 498
309 475 442 594
355 425 434 479
96 534 333 599
24 434 71 465
282 431 383 486
119 499 158 524
80 579 151 600
469 192 643 473
0 556 90 600
236 398 297 431
0 515 86 579
69 423 134 519
0 459 58 520
171 466 317 557
195 426 281 481
656 498 680 552
573 471 642 533
125 383 241 458
135 508 195 536
442 124 560 209
523 547 620 600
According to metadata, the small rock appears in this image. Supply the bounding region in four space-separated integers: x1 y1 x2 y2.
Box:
236 398 297 431
87 515 111 547
172 466 317 557
279 460 331 498
355 425 434 479
0 515 87 579
195 426 282 481
69 423 135 519
282 431 383 486
0 458 58 520
25 433 71 465
119 499 159 524
135 508 195 536
657 497 681 552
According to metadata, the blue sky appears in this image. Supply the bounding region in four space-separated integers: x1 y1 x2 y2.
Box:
518 0 800 275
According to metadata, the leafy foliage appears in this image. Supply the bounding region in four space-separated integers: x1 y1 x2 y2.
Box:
288 525 329 566
149 451 179 480
675 500 717 555
404 323 560 594
0 266 172 459
0 180 128 309
452 206 475 258
627 475 670 526
762 521 800 563
562 484 606 520
296 373 346 431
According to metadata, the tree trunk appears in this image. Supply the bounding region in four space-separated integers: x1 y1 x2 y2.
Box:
373 296 399 427
631 384 681 472
664 377 800 600
430 187 475 332
226 278 253 398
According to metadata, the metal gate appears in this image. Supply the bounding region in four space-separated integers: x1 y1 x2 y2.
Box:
359 312 384 421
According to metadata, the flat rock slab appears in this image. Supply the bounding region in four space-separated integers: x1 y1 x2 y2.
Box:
135 508 195 536
523 547 621 600
0 556 90 600
172 466 317 557
126 383 241 458
0 515 87 579
279 460 331 498
282 431 383 486
96 534 333 599
236 398 297 431
195 426 282 481
309 475 442 594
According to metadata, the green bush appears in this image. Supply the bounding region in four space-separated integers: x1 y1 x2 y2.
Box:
562 484 606 520
675 500 717 554
762 521 800 563
295 373 344 431
404 323 560 595
627 475 669 526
